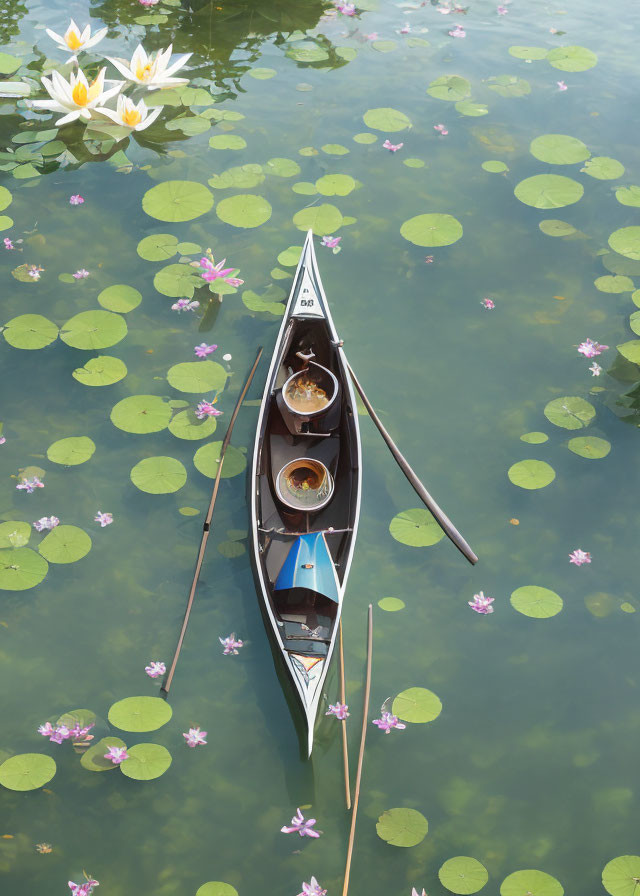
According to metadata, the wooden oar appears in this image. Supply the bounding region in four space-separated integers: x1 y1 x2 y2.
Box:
161 347 263 696
339 620 351 810
343 358 478 566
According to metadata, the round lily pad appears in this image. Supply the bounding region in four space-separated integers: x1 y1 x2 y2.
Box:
378 597 405 611
616 186 640 208
582 157 624 180
137 233 179 261
376 808 428 847
286 45 329 63
0 521 31 549
621 603 636 614
544 396 595 429
514 175 584 209
39 525 91 564
400 213 463 247
293 203 343 235
81 737 127 772
617 340 640 364
547 45 597 71
179 507 200 516
177 241 202 255
510 586 563 618
153 262 202 298
609 227 640 261
321 144 350 155
500 870 563 896
216 194 271 228
98 285 142 313
47 436 95 466
130 456 187 494
520 431 548 443
73 356 127 387
110 395 172 434
0 547 48 590
392 687 442 723
0 185 12 209
0 753 56 791
539 220 576 237
529 134 590 165
439 857 489 894
455 101 489 117
108 696 173 733
509 46 549 60
3 314 58 350
427 75 471 101
482 160 508 173
277 246 302 267
292 182 317 195
196 884 239 896
372 40 397 53
315 174 356 196
567 436 611 458
265 157 300 177
167 360 227 393
595 275 633 293
248 67 276 79
585 592 615 618
508 459 555 489
354 132 378 143
362 107 412 131
389 509 445 546
218 540 245 558
404 159 425 168
209 134 247 150
488 75 531 97
602 856 640 896
630 311 640 334
169 410 217 440
142 180 213 222
193 442 246 479
120 743 172 781
61 310 127 350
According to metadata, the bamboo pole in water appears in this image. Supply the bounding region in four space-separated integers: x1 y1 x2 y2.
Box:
341 604 373 896
339 620 351 810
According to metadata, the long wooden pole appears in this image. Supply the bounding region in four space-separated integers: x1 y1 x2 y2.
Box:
342 604 373 896
339 620 351 810
161 347 263 696
343 358 478 566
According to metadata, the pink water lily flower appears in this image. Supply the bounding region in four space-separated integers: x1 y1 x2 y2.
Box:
73 269 90 279
194 342 217 358
199 254 244 287
569 549 591 566
196 400 222 420
219 633 244 654
297 878 327 896
321 235 341 249
27 264 44 280
383 139 403 152
434 124 448 135
145 661 166 679
557 80 568 90
68 878 99 896
481 297 495 309
139 0 160 5
50 725 71 744
469 591 494 614
69 722 94 739
412 890 427 896
335 1 356 14
326 702 349 720
105 745 128 764
400 22 411 33
449 23 466 37
4 237 14 249
183 726 207 747
497 5 508 13
94 511 113 527
16 476 44 493
34 516 59 531
589 362 602 376
364 31 379 40
69 195 84 205
38 722 55 737
171 298 200 312
577 339 608 358
281 807 321 837
372 711 406 733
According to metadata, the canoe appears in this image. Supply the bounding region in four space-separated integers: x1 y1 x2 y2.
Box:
249 230 362 757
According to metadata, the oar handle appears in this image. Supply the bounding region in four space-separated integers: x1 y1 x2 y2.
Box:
343 356 478 566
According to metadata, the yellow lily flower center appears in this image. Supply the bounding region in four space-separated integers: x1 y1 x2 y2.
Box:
136 60 156 83
65 30 83 50
122 106 142 127
71 80 88 106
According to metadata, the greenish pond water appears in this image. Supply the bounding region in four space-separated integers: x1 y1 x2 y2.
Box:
2 0 640 894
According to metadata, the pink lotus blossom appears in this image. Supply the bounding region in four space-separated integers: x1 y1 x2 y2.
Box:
569 549 591 566
69 195 84 206
481 297 495 310
34 516 59 531
297 878 327 896
183 726 207 747
16 476 44 493
469 591 494 614
94 511 113 527
139 0 160 6
196 400 222 420
321 235 341 249
0 436 5 445
281 807 321 837
145 661 166 679
38 722 55 737
383 139 404 152
68 878 99 896
73 269 90 279
557 80 568 91
550 26 559 34
434 124 448 135
412 890 427 896
335 1 356 14
497 5 508 13
364 31 379 39
577 339 608 358
199 254 244 287
589 362 602 376
400 22 411 33
194 342 217 359
105 745 128 764
219 633 244 654
372 711 406 733
4 237 13 249
171 299 200 312
449 23 466 37
27 264 43 280
326 702 349 720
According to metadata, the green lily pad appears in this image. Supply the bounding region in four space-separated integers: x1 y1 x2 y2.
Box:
120 743 172 781
482 160 508 173
218 540 245 558
61 310 127 350
510 586 563 618
248 67 276 79
439 856 489 894
0 54 19 76
615 186 640 208
0 185 12 209
265 157 300 177
293 203 343 235
633 291 640 308
80 737 127 772
108 696 173 733
72 356 127 387
403 158 425 168
130 456 187 494
242 290 285 315
0 521 31 549
196 884 239 896
0 753 56 791
193 442 246 479
47 436 95 466
165 116 210 136
567 436 611 458
376 808 428 848
321 144 350 155
593 274 633 293
544 396 595 429
630 310 640 334
177 242 202 256
455 101 489 117
581 157 624 180
378 597 405 611
315 174 356 196
427 75 471 101
110 395 173 433
389 509 444 547
520 431 548 443
3 314 58 350
514 175 584 209
547 45 597 71
602 856 640 896
216 194 272 228
529 134 590 165
509 46 549 60
372 40 397 53
363 107 411 131
406 37 430 48
179 506 199 516
153 262 203 298
392 687 442 723
508 459 555 489
167 360 227 393
298 146 318 156
539 220 577 237
400 213 463 247
488 75 531 97
291 182 316 197
169 410 217 440
353 132 378 143
209 135 247 151
137 233 179 261
277 246 302 267
621 603 636 614
142 180 213 222
12 263 42 283
336 46 357 61
617 340 640 364
39 525 91 564
0 548 48 590
98 285 142 313
609 227 640 261
286 45 329 63
500 870 563 896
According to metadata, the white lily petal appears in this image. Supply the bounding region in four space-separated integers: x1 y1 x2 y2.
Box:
80 24 91 43
136 105 162 130
93 105 122 124
83 27 108 50
95 82 124 106
45 28 65 45
130 44 148 74
163 52 192 79
105 56 135 80
146 76 189 90
29 98 67 112
55 109 84 126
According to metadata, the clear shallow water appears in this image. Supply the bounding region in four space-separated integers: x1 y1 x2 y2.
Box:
1 0 640 893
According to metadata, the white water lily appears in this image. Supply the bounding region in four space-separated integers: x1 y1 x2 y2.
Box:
106 43 191 90
96 94 162 131
45 19 108 60
30 67 123 126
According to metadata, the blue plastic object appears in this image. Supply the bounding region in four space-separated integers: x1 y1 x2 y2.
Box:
274 532 339 602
